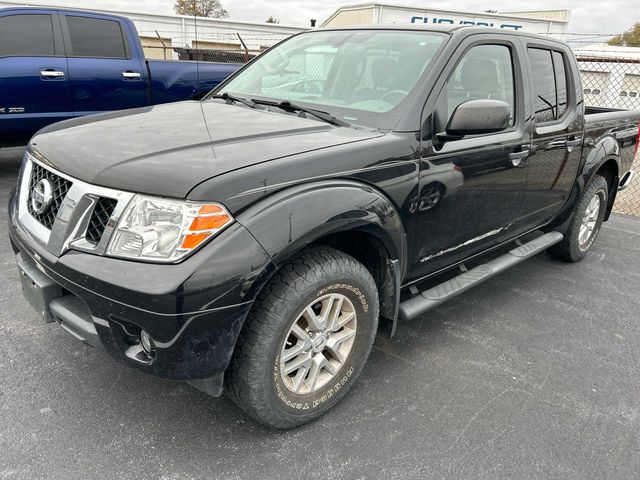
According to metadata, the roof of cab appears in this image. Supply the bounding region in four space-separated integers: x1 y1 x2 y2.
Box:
0 6 131 21
315 24 568 46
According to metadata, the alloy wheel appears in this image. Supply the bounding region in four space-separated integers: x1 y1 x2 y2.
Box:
578 193 601 248
279 293 357 394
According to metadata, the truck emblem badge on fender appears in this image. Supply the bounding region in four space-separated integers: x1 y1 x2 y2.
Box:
31 179 53 214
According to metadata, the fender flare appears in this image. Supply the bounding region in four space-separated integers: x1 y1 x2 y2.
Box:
236 179 407 333
582 136 621 220
551 136 621 230
236 179 407 273
584 136 620 184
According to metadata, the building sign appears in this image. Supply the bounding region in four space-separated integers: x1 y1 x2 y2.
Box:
410 15 523 30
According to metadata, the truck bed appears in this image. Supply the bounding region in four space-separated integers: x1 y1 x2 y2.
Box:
147 60 241 104
584 106 640 187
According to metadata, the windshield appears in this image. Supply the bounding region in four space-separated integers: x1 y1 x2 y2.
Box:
211 29 446 129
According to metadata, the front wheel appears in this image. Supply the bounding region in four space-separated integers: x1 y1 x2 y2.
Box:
548 174 608 262
226 246 379 429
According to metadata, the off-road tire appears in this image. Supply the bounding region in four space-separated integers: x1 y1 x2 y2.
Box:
226 246 379 429
548 174 608 262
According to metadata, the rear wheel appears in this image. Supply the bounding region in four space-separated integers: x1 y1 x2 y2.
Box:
548 174 608 262
226 246 379 429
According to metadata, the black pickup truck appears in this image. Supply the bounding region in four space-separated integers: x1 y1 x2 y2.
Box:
8 26 639 429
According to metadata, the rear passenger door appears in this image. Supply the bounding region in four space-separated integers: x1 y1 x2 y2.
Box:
0 11 70 145
519 42 584 227
61 13 148 115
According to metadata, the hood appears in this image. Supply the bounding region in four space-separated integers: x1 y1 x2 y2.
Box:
30 101 381 198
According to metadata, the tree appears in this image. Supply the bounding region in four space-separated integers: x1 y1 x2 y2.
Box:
174 0 228 18
608 23 640 47
266 16 280 24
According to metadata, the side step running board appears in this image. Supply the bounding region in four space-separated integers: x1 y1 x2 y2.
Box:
398 231 563 321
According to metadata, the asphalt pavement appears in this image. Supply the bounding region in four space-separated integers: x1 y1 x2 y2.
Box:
1 149 639 479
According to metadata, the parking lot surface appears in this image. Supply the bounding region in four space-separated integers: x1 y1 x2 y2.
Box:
1 151 639 479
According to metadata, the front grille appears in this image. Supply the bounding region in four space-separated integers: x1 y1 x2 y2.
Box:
27 163 73 229
86 197 117 245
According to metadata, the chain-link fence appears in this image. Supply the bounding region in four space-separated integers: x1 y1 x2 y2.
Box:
138 30 286 63
142 44 174 60
142 44 262 62
576 49 640 216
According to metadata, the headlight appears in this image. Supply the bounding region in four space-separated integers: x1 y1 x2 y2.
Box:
106 195 233 263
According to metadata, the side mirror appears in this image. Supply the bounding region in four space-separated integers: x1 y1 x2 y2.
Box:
441 99 511 140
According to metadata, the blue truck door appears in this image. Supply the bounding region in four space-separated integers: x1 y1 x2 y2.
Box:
60 13 148 115
0 11 70 146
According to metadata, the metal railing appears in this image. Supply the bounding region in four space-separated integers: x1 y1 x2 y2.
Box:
142 44 263 62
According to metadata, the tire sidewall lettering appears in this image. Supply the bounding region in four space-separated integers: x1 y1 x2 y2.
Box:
273 355 355 411
317 282 369 312
272 282 371 412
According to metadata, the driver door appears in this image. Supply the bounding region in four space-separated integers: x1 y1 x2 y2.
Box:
409 38 532 280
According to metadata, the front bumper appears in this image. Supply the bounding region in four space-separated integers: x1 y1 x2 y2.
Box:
8 190 275 390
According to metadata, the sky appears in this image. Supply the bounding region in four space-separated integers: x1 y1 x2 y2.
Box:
7 0 639 37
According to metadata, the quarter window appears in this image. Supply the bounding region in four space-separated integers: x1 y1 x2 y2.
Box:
0 14 55 57
553 52 568 118
446 44 515 125
66 16 126 58
528 48 570 122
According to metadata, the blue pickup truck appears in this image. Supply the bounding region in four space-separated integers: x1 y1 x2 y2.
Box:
0 7 241 147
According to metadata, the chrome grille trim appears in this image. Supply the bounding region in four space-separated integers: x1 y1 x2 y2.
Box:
86 198 118 245
27 163 73 229
17 153 135 257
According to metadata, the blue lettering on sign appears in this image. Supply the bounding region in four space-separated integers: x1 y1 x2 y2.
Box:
410 15 522 30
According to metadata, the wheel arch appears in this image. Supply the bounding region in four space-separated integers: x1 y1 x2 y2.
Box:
546 138 621 232
574 152 619 225
313 230 402 336
236 179 407 335
592 158 619 220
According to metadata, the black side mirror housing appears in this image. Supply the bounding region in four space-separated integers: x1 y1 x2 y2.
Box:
442 99 511 139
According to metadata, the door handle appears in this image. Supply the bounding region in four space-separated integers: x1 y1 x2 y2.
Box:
547 139 567 149
509 148 530 167
565 136 582 148
40 69 65 78
122 71 142 79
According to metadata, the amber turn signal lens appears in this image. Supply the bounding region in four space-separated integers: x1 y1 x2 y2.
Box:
189 214 231 231
181 232 211 249
198 204 225 214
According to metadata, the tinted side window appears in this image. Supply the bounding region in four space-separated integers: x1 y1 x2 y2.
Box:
0 14 55 57
553 51 568 118
528 48 557 122
446 44 515 125
66 16 126 58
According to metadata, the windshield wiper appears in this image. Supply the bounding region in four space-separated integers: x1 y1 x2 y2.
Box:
251 99 350 127
209 92 259 109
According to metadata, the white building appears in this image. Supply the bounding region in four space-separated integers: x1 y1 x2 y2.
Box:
574 45 640 110
322 3 570 36
0 1 304 59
